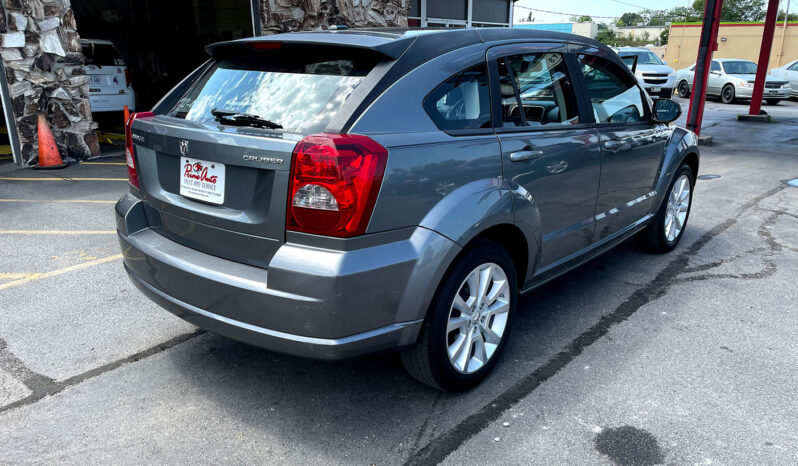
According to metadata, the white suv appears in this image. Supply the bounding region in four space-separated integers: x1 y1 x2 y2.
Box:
614 47 675 99
81 39 136 112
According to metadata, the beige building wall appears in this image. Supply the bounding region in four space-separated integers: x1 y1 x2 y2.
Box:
665 22 798 71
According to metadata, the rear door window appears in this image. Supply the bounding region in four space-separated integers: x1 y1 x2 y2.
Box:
423 64 492 131
578 54 647 124
167 53 376 134
496 52 580 128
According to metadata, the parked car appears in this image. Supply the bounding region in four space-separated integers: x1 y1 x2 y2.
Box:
81 39 135 112
675 63 696 98
117 28 699 392
613 46 676 99
769 59 798 98
676 58 790 105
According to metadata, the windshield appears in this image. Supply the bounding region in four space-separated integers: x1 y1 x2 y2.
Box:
622 51 664 66
168 54 374 134
723 61 757 74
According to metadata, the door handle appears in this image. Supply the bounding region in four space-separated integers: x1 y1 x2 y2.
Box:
603 140 623 151
510 150 544 162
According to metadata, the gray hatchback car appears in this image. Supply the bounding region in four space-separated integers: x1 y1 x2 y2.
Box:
116 28 698 392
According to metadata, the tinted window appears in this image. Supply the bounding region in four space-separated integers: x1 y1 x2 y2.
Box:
710 61 721 72
168 53 374 134
82 43 123 66
424 64 491 131
497 53 580 128
789 62 798 71
472 0 510 23
579 54 646 124
427 0 467 20
722 61 757 74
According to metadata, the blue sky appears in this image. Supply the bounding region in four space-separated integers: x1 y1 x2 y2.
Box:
514 0 698 23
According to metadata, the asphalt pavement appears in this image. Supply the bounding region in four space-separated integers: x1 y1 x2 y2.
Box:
0 97 796 464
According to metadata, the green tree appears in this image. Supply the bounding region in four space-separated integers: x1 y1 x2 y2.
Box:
692 0 766 22
777 10 798 21
617 12 645 26
660 28 669 45
596 28 617 45
576 15 593 23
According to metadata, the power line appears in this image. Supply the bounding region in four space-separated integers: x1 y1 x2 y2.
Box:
514 5 620 20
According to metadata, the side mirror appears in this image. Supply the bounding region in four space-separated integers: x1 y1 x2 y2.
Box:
652 99 682 123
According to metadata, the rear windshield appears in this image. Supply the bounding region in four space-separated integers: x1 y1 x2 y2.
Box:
167 52 375 134
82 43 124 66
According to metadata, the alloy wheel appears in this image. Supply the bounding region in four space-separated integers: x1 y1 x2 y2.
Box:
665 174 691 242
446 263 510 374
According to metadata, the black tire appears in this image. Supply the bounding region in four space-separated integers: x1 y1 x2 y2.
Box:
766 99 781 106
677 80 691 98
721 84 736 104
641 163 695 253
400 240 518 392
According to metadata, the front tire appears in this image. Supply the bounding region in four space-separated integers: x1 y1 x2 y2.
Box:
678 80 691 98
641 163 695 253
721 84 736 104
401 240 518 392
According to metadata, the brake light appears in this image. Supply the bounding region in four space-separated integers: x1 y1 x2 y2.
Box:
287 134 388 237
125 111 155 189
124 68 131 87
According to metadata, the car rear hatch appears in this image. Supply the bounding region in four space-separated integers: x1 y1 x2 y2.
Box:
82 42 129 96
130 38 409 268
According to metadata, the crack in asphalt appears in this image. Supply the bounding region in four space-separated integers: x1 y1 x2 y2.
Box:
0 330 204 414
404 184 787 465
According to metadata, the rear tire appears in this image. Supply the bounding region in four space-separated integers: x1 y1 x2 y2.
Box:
677 80 691 98
401 240 518 392
721 84 736 104
766 99 781 106
640 163 695 253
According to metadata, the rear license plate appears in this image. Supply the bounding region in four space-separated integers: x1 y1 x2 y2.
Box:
90 76 102 83
651 86 662 93
179 157 225 205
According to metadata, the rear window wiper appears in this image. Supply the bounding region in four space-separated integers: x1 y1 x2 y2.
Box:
211 108 283 129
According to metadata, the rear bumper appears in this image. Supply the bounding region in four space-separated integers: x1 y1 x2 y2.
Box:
116 193 459 360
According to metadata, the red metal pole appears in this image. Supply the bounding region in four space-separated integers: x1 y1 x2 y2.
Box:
686 0 723 136
749 0 780 116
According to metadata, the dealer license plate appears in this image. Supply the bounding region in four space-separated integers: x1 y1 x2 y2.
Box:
179 157 225 205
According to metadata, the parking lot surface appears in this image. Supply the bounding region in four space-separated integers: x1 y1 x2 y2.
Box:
1 98 797 464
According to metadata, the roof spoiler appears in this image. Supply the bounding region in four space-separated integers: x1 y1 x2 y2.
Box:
205 32 415 61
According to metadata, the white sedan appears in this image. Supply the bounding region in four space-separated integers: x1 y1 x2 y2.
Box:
769 59 798 98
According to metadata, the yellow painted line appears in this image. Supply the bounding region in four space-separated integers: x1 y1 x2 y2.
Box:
0 199 116 204
0 254 122 291
0 177 127 181
0 146 12 155
0 156 11 160
0 273 34 280
0 230 116 235
80 162 126 166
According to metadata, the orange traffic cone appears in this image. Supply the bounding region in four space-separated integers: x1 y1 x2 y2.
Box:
32 114 68 170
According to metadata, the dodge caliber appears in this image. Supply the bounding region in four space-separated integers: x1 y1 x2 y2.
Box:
117 28 699 392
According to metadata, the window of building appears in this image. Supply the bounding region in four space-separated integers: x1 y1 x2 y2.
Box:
472 0 510 24
578 54 646 124
496 53 580 128
423 64 492 131
427 0 467 21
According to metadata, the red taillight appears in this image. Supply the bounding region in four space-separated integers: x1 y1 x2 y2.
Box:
125 111 155 189
124 68 131 87
287 134 388 238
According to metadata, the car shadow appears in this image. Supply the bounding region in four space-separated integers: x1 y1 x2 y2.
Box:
161 237 674 462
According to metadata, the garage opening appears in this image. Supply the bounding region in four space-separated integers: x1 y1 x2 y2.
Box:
72 0 255 115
